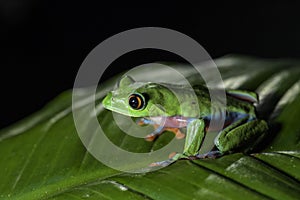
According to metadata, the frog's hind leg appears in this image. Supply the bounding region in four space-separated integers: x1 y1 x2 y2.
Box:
215 116 268 154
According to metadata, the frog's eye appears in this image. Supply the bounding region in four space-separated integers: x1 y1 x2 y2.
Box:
128 94 145 110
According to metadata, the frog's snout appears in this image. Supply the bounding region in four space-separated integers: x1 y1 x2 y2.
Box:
102 92 113 108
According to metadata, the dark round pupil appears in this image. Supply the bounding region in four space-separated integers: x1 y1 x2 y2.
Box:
129 97 139 108
129 94 143 109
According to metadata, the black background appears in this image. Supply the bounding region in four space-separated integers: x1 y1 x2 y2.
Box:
1 1 300 128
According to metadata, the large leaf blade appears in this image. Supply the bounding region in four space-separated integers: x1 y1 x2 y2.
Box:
1 55 300 200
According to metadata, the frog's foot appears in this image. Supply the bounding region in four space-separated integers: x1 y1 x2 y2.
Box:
195 150 223 159
164 127 185 139
145 134 158 142
146 127 185 141
149 159 174 167
168 152 177 158
136 118 158 141
145 124 164 141
149 153 188 167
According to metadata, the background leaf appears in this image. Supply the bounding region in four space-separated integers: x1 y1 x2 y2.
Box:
0 55 300 200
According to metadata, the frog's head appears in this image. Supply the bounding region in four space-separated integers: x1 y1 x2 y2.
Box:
102 75 180 117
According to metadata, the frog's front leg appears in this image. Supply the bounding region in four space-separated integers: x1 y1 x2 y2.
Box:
137 118 185 141
182 119 206 156
136 118 163 141
215 116 268 154
150 119 206 167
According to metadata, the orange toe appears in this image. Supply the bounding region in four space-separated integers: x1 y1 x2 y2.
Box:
168 152 177 159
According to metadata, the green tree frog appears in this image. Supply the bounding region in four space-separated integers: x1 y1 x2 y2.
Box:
102 76 268 166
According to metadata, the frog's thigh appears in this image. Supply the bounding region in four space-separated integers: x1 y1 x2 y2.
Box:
183 119 206 156
216 118 268 153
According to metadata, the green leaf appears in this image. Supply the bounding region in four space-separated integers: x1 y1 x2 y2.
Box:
1 55 300 200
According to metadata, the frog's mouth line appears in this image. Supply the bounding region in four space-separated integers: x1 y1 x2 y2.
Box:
103 104 132 116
